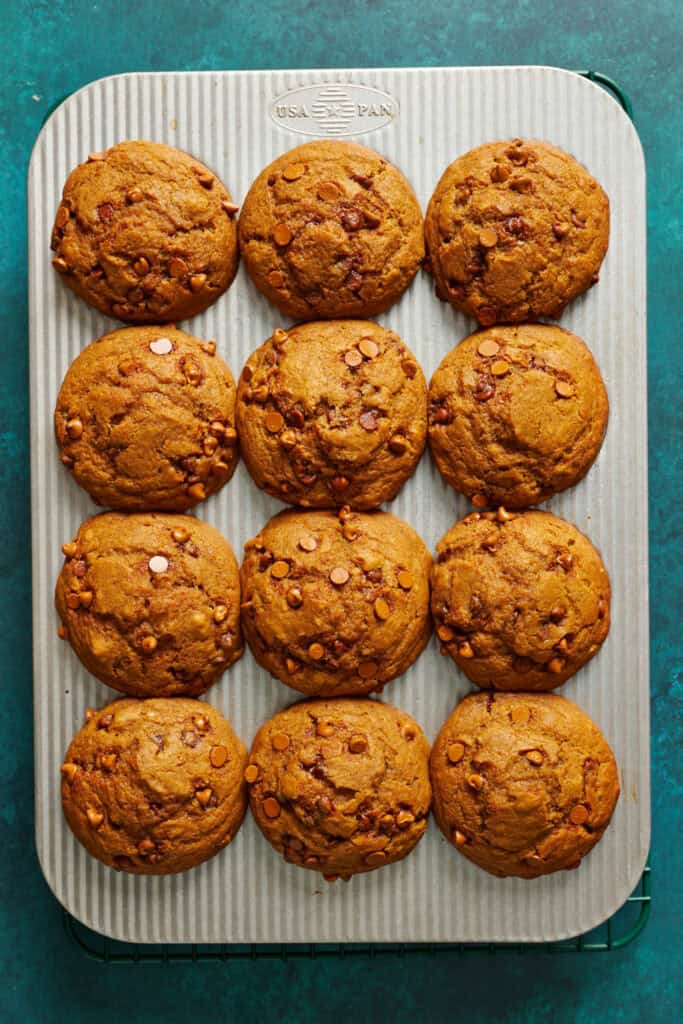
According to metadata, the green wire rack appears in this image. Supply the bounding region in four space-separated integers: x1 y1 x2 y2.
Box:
56 69 649 960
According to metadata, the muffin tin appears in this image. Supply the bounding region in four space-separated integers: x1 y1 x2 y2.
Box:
29 65 649 944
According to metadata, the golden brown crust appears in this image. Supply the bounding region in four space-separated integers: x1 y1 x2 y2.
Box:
236 320 427 509
428 324 608 508
56 513 243 697
55 326 238 511
431 510 610 691
61 698 247 875
51 140 239 322
240 509 432 696
430 692 620 878
247 698 431 879
425 139 609 324
238 140 424 319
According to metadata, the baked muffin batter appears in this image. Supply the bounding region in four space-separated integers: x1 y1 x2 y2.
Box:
55 325 238 511
239 140 424 319
425 138 609 324
51 140 239 322
431 509 610 690
61 698 247 874
430 692 620 878
240 508 432 696
236 320 426 509
56 513 243 697
247 697 431 880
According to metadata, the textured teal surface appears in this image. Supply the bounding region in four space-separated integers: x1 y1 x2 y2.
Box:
1 1 681 1021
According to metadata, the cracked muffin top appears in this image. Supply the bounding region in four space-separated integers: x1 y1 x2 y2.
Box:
61 697 247 875
55 325 239 511
240 508 432 697
56 512 243 698
431 509 610 691
238 140 424 320
425 138 609 324
430 691 620 878
246 697 431 880
428 324 608 508
236 320 427 509
50 140 239 323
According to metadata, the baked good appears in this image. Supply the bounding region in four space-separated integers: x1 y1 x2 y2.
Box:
431 509 610 690
425 138 609 324
236 320 426 509
50 140 239 322
430 691 620 878
56 512 243 697
238 140 424 319
55 325 238 511
428 324 608 508
240 508 432 696
61 697 247 874
247 697 431 880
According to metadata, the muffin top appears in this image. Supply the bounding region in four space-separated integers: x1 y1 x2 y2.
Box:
240 508 432 696
56 513 243 697
55 325 238 511
238 140 424 320
431 509 610 691
61 698 247 875
51 140 239 322
428 324 608 508
425 138 609 324
236 320 426 509
247 697 431 880
430 692 620 878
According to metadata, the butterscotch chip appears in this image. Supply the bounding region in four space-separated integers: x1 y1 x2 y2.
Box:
477 338 500 358
397 570 414 590
236 320 426 510
50 141 238 322
249 698 430 878
54 325 239 511
555 379 574 398
425 139 609 324
271 560 290 579
240 509 431 697
271 733 290 751
431 692 619 878
447 742 465 764
56 513 243 698
431 509 610 691
239 140 424 320
437 625 455 643
61 697 247 874
273 223 293 246
244 764 259 783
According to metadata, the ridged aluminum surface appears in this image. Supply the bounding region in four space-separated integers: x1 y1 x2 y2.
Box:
28 66 648 944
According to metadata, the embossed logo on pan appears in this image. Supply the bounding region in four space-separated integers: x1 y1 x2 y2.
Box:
270 83 397 138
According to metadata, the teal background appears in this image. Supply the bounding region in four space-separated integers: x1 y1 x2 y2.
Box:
1 1 681 1021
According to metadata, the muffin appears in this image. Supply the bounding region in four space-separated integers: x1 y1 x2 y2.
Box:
51 140 239 322
425 138 609 324
431 509 610 690
236 320 427 509
55 325 238 511
240 508 432 696
428 324 608 508
247 697 431 880
61 698 247 874
430 692 620 878
238 140 424 319
56 513 243 697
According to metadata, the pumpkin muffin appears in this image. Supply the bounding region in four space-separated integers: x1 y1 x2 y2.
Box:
430 691 620 878
240 508 432 696
61 697 247 874
55 325 238 511
236 320 426 509
428 324 608 508
247 697 431 880
431 509 610 691
56 513 243 697
425 138 609 324
238 140 424 319
50 140 239 322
